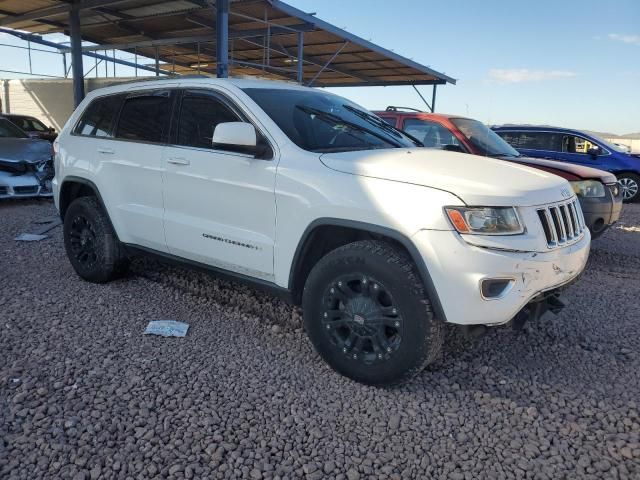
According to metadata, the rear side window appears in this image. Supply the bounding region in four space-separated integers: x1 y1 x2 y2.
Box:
497 131 562 151
115 92 171 143
74 95 122 137
403 118 461 148
177 91 239 149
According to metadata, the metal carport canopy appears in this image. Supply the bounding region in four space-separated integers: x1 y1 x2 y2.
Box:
0 0 455 90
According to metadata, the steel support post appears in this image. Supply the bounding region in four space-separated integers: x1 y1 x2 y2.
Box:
69 1 85 106
216 0 229 78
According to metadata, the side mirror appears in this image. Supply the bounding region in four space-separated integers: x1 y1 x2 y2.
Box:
49 127 56 134
587 146 601 157
212 122 258 154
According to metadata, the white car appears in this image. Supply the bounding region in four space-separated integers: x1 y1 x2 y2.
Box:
53 78 590 385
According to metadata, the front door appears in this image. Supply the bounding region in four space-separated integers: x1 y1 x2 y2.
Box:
162 89 277 281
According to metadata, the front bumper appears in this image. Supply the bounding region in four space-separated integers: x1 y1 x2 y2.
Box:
578 185 623 237
412 229 590 326
0 170 53 199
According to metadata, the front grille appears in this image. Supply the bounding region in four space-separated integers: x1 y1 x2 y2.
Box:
13 186 39 195
537 198 585 248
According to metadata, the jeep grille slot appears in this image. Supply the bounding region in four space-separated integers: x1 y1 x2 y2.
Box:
537 198 585 248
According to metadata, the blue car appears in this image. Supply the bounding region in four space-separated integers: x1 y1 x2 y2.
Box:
492 125 640 203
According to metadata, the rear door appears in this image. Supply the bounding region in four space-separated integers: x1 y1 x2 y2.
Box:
162 88 277 281
104 89 173 252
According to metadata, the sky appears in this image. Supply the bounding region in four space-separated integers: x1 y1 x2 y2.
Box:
0 0 639 134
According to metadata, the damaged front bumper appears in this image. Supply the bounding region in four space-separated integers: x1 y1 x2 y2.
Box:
412 228 590 326
0 159 54 199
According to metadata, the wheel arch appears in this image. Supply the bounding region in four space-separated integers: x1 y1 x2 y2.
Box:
59 176 115 230
288 218 447 322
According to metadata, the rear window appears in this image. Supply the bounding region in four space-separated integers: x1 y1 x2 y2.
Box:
74 95 122 137
115 92 171 143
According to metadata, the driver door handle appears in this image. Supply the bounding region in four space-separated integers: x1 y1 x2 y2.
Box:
167 157 190 166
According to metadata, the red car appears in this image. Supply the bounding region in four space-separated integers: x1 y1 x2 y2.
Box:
374 107 623 238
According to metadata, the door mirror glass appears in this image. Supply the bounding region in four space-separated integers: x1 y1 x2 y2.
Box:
212 122 257 154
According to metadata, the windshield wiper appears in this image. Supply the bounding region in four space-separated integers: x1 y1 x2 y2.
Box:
342 104 424 147
296 105 401 148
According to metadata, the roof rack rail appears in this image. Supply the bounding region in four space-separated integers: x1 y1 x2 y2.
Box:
107 74 212 86
385 106 424 113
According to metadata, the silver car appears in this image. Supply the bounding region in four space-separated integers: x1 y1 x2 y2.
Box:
0 118 54 199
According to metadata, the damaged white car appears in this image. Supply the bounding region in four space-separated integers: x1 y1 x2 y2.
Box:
0 118 54 199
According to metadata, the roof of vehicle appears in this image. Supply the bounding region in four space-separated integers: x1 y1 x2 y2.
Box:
491 124 596 137
83 76 325 101
374 109 471 121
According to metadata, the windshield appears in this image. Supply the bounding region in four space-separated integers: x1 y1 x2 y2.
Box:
243 88 418 153
0 119 28 138
451 118 520 157
18 116 48 132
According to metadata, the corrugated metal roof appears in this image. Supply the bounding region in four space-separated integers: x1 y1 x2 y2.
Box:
0 0 456 87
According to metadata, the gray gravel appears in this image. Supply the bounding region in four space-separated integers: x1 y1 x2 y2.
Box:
1 199 639 480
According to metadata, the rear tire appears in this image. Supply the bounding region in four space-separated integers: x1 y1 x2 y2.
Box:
618 173 640 203
302 240 444 386
63 196 129 283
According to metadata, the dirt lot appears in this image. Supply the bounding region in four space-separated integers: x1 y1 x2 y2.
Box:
1 200 639 480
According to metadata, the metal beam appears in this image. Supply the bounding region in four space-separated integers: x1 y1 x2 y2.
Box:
69 2 85 107
268 0 456 85
0 0 132 27
0 27 173 76
297 32 304 83
216 0 229 78
61 24 314 53
431 84 437 113
307 42 348 87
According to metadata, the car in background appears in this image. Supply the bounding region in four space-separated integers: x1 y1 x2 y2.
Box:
491 125 640 203
0 113 58 142
376 108 623 238
0 118 54 199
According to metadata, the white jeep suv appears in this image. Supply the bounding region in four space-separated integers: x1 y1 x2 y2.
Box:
54 78 590 385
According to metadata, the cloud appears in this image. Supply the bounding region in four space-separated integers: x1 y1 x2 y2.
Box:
607 33 640 46
488 69 577 84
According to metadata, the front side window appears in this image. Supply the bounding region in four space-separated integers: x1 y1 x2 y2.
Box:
0 119 28 138
497 131 562 152
115 92 170 143
15 116 47 132
74 95 122 137
177 92 239 149
563 135 599 154
243 88 418 153
402 119 462 149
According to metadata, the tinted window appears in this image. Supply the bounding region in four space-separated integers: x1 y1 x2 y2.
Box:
75 95 122 137
497 131 562 151
380 117 396 126
402 119 461 149
451 118 519 157
177 92 239 149
115 92 170 143
10 116 47 132
0 118 28 138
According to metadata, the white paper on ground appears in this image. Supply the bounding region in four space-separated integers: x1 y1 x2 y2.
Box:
144 320 189 337
15 233 48 242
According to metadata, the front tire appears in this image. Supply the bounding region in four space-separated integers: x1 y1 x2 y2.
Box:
618 173 640 203
302 240 444 386
63 196 129 283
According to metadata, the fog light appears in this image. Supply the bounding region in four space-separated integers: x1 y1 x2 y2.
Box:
480 278 515 299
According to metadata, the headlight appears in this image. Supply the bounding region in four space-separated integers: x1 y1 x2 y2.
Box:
570 180 605 198
445 207 524 235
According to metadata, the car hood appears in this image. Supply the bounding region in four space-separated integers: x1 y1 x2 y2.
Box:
0 138 52 163
320 148 571 206
506 155 618 184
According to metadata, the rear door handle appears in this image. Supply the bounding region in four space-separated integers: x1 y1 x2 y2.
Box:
167 157 190 166
97 147 114 154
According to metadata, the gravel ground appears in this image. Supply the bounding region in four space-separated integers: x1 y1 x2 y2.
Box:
1 200 639 480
